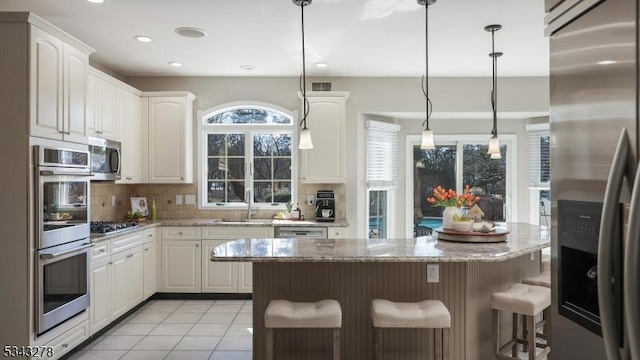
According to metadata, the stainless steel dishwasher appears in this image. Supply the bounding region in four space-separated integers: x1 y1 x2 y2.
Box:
274 226 328 238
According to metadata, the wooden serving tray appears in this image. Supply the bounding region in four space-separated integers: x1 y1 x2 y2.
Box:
434 227 509 243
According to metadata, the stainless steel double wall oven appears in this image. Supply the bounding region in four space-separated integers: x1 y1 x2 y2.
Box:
33 139 93 335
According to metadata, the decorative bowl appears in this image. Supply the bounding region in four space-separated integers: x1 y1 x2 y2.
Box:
452 220 473 232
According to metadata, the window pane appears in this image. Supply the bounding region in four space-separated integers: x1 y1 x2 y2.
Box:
273 134 292 156
227 158 245 180
413 145 457 220
273 181 292 203
462 144 507 222
207 134 225 156
207 159 225 179
540 136 550 183
368 190 387 239
206 109 292 125
227 182 245 202
208 181 225 203
254 182 273 203
227 134 245 156
254 134 275 156
254 159 272 180
274 159 291 179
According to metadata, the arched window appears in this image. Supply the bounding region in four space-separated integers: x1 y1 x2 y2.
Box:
198 102 296 209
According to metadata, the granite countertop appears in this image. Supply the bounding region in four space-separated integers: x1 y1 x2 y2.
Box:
210 223 550 263
90 218 349 243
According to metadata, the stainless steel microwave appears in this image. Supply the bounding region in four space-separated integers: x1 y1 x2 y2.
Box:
88 137 121 181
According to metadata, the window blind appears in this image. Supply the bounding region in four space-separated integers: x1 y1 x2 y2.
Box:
366 120 401 188
527 125 550 188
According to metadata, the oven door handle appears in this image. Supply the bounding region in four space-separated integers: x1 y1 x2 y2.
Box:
40 170 94 177
39 243 93 259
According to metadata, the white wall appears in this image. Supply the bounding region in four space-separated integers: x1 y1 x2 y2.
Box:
127 76 549 238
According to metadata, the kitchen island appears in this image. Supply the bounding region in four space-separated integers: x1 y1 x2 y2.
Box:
211 223 549 360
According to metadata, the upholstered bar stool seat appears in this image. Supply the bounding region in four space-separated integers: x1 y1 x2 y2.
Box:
491 284 551 360
265 299 342 360
371 299 451 360
522 271 551 288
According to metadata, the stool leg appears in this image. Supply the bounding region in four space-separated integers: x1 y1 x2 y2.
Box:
442 328 450 360
544 307 551 349
373 327 382 360
512 313 518 357
527 315 536 360
266 328 274 360
333 328 340 360
522 315 528 353
493 309 500 358
435 328 443 360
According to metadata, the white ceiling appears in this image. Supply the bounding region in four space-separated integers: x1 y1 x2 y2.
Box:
0 0 549 77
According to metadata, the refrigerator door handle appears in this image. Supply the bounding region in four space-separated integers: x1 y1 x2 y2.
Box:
598 127 635 360
625 165 640 360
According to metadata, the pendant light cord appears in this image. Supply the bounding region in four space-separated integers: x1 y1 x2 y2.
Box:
490 27 499 137
421 2 433 131
299 3 310 129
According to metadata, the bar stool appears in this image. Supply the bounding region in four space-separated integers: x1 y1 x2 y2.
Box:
371 299 451 360
522 271 551 288
491 284 551 360
264 299 342 360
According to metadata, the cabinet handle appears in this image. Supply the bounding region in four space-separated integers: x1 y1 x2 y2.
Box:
181 177 184 180
179 232 183 235
126 176 133 180
195 244 199 248
99 249 105 253
59 130 65 134
62 343 68 348
144 248 149 251
147 234 153 237
65 131 71 135
108 261 113 265
96 130 103 134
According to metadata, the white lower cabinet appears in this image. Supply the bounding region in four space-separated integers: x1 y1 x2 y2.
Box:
89 231 152 335
143 231 158 299
201 226 273 294
161 240 202 292
45 320 89 360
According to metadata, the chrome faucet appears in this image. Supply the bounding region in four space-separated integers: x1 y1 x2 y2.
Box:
245 188 255 220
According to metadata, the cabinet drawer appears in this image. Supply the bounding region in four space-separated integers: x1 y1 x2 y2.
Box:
111 232 143 254
328 227 347 239
46 320 89 359
162 226 201 240
143 228 157 244
91 241 111 261
202 226 272 239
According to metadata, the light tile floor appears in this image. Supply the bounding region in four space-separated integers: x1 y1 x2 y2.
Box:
68 300 253 360
67 299 544 360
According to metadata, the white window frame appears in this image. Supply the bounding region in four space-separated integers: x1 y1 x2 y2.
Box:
197 101 298 210
404 134 518 237
526 123 550 225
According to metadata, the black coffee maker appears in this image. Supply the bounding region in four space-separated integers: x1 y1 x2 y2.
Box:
315 190 335 222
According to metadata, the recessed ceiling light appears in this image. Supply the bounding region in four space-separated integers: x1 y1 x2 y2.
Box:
314 62 328 68
86 0 104 3
134 36 152 43
175 27 208 38
168 62 183 67
597 60 617 65
240 65 255 71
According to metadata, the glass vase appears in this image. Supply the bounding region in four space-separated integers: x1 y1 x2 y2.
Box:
442 206 462 230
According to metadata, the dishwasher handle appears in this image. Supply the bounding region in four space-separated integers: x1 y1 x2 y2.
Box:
275 226 328 238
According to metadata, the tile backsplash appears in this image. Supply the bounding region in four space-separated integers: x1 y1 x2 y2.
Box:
90 182 346 221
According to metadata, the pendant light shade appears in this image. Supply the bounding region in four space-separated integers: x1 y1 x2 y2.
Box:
485 24 503 159
299 127 314 149
295 0 313 150
419 0 436 150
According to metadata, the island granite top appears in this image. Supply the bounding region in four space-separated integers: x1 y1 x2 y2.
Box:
210 223 550 263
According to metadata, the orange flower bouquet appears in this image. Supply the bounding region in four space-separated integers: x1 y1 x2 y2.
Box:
427 185 480 208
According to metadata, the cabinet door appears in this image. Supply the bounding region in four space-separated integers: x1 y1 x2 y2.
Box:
148 97 191 183
202 240 238 293
116 89 142 183
143 240 157 299
89 258 111 335
62 44 88 144
29 26 63 140
301 93 349 183
129 246 144 307
238 263 252 293
86 73 99 137
161 240 202 292
98 79 117 140
110 251 130 318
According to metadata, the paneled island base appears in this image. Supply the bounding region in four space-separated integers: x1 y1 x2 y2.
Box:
252 255 541 360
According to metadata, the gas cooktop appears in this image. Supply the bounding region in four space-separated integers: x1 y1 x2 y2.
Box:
90 221 139 235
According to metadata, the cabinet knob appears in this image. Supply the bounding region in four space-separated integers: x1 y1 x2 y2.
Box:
181 177 184 180
65 131 71 135
62 343 68 348
96 130 103 134
59 130 65 134
108 261 113 265
144 248 149 251
147 234 153 238
179 232 183 235
99 249 105 253
195 244 199 248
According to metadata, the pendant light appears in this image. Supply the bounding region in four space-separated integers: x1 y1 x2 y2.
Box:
419 0 436 150
295 0 313 150
485 24 503 159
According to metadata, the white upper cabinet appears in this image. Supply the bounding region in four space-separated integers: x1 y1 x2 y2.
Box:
29 25 91 144
143 92 196 184
87 70 118 141
116 87 143 183
300 91 350 183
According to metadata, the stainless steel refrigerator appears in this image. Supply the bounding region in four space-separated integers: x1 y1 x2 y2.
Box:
547 0 640 359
